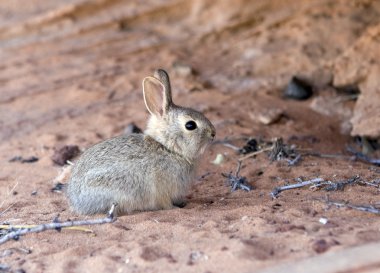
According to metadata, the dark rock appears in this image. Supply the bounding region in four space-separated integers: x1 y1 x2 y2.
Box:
284 76 313 100
124 123 142 135
9 156 39 163
51 183 65 193
51 145 80 166
239 138 258 154
312 239 330 253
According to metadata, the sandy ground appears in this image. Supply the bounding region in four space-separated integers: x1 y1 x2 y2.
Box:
1 0 380 272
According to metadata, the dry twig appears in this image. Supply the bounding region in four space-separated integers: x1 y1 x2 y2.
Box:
347 146 380 166
0 204 117 245
271 178 324 198
272 175 362 198
359 179 380 189
239 146 273 161
318 197 380 215
309 175 360 191
222 161 252 192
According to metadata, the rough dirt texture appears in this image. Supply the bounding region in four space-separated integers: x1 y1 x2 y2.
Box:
1 0 380 272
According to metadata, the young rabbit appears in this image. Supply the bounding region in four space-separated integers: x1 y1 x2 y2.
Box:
67 69 216 215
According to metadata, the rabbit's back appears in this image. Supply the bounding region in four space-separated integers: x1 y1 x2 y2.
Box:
67 134 194 215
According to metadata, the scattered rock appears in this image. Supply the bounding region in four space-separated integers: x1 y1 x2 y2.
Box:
51 145 80 166
172 62 195 77
284 76 313 100
51 183 65 193
0 264 10 271
241 215 248 221
211 153 225 165
312 239 330 253
124 123 142 135
257 108 284 125
239 138 258 154
188 251 208 265
9 156 39 163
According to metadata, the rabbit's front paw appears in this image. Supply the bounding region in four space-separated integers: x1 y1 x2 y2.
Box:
173 200 187 208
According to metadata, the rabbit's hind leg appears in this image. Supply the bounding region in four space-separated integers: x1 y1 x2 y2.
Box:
156 194 175 210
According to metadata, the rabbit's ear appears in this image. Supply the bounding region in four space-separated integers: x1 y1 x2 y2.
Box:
143 76 172 117
154 69 172 100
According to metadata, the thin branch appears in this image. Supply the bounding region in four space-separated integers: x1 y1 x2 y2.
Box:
347 146 380 166
286 154 302 166
239 146 273 161
360 179 380 189
222 161 252 192
271 178 324 198
0 225 93 233
211 136 250 145
309 175 360 191
235 160 242 176
221 143 241 151
0 204 117 245
318 197 380 215
302 151 350 159
211 137 250 151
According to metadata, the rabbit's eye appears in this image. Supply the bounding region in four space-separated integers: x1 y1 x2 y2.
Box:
185 120 197 130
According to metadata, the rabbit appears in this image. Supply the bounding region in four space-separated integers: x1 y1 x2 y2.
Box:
67 69 216 216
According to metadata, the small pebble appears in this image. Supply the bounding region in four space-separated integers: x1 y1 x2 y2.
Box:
189 251 208 263
172 62 195 77
319 217 328 225
0 264 10 271
239 138 258 154
257 109 284 125
312 239 329 253
51 183 65 193
211 154 224 165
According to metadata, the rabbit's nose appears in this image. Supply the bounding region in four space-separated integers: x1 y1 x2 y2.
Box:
210 130 216 139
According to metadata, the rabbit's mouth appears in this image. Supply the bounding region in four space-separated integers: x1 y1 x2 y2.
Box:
199 140 213 155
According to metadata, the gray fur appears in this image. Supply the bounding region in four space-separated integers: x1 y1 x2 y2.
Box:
67 69 215 215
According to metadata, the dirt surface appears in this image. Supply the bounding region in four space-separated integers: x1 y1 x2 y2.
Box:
1 0 380 272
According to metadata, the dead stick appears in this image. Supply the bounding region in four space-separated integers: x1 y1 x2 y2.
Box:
271 178 324 198
347 146 380 165
318 198 380 215
239 146 273 161
302 151 350 159
235 160 242 176
0 204 117 245
221 143 241 151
